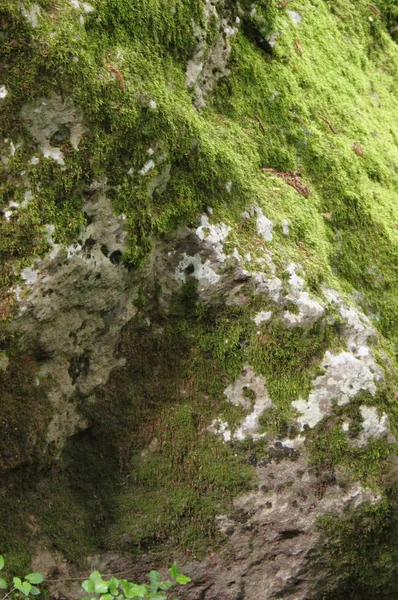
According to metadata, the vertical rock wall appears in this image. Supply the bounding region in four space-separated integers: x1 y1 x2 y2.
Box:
1 0 398 597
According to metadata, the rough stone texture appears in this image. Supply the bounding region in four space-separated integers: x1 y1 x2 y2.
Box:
142 213 396 598
187 1 238 108
282 263 324 328
20 3 41 28
13 188 137 452
355 405 394 447
2 0 398 597
182 456 380 600
10 199 395 596
209 365 273 441
21 94 86 165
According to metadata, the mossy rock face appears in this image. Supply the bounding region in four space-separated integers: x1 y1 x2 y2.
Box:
1 0 398 598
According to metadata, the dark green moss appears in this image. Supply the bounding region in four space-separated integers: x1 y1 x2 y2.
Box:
0 353 52 470
116 404 251 554
316 493 398 599
377 0 398 42
78 306 253 556
0 431 121 570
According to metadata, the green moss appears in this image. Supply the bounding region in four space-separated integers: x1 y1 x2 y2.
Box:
38 432 121 561
307 418 395 485
0 353 52 470
251 317 343 433
1 0 398 332
316 494 398 599
0 428 122 572
212 0 398 344
76 303 254 556
115 404 251 554
377 0 398 41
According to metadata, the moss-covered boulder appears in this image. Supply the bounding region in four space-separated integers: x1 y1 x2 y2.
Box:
2 0 398 598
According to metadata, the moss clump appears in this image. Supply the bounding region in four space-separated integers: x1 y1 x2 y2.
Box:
213 0 398 345
0 431 121 569
249 318 342 407
308 419 395 485
317 493 398 599
0 353 52 470
377 0 398 41
115 404 251 554
76 290 254 556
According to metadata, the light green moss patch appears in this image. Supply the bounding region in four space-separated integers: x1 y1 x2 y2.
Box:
2 0 398 341
212 0 398 344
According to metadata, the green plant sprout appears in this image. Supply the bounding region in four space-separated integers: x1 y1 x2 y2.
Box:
0 556 190 600
80 563 191 600
0 555 44 599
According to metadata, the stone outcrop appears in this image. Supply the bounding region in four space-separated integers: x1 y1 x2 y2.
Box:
1 0 398 598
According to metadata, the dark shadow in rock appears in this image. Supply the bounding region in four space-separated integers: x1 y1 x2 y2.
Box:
68 352 90 385
110 250 123 265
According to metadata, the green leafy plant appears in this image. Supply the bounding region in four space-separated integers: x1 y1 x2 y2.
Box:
0 555 190 600
80 563 191 600
0 556 44 599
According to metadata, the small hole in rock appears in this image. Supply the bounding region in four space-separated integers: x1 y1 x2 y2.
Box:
49 124 71 147
185 263 195 275
279 529 303 540
110 250 123 265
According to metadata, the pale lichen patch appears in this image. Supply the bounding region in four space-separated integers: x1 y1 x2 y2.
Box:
187 3 238 108
256 207 273 242
21 94 86 165
355 406 393 447
282 219 290 235
21 266 39 286
253 310 272 326
139 159 155 175
20 3 41 27
174 253 220 286
282 263 324 328
195 215 231 262
293 350 378 430
287 10 302 25
208 418 232 442
225 366 272 440
69 0 94 12
293 294 382 430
